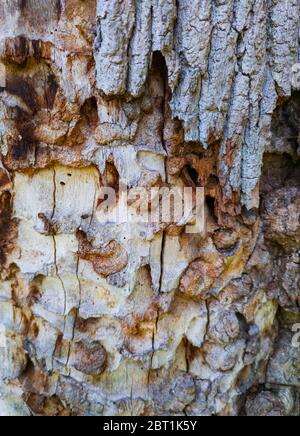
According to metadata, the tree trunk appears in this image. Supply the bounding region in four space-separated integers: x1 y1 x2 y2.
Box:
0 0 299 416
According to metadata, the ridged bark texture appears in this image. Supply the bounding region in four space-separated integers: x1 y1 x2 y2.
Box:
0 0 299 416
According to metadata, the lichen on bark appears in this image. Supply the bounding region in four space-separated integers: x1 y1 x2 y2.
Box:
0 0 299 417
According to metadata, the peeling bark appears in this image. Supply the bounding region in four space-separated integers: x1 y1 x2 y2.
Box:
0 0 299 417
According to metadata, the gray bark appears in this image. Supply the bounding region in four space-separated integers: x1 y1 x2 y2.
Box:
0 0 299 416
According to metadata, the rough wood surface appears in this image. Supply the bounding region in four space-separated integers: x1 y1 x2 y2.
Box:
0 0 299 416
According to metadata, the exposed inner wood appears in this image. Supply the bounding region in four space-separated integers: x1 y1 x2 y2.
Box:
0 0 299 416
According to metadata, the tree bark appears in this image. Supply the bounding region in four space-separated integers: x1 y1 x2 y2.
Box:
0 0 299 416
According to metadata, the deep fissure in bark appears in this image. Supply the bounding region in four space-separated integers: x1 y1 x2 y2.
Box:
0 0 299 417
